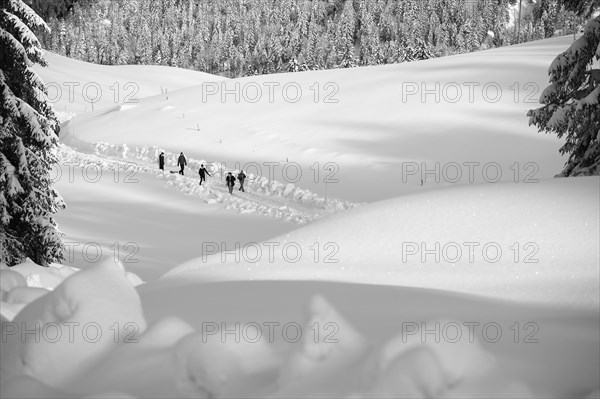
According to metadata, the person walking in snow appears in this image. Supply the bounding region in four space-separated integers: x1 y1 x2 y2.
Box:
158 152 165 171
198 164 211 185
177 152 187 175
225 172 236 194
237 170 246 192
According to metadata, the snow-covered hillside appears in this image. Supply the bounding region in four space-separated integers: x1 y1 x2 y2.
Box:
1 35 598 398
39 51 226 119
167 176 599 309
47 38 570 203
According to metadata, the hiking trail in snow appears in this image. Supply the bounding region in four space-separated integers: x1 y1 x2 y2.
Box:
56 143 360 224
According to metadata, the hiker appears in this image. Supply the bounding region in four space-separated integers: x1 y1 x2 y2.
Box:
237 170 246 192
225 172 236 194
198 164 211 185
158 152 165 171
177 152 187 175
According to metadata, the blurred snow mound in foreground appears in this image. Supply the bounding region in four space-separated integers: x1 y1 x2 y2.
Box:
0 262 555 398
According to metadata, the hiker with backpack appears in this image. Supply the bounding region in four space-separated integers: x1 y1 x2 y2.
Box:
177 152 187 175
225 172 236 194
158 152 165 171
237 170 246 192
198 164 211 185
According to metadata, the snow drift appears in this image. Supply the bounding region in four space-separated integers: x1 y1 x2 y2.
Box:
166 176 600 309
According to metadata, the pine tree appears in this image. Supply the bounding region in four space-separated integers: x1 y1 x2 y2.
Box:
527 16 600 176
336 0 357 68
533 0 559 38
358 1 378 65
561 0 600 18
1 0 65 266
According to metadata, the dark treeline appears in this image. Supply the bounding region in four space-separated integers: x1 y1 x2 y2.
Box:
33 0 585 77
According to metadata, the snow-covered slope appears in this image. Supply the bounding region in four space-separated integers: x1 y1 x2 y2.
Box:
166 176 600 308
47 38 572 202
49 145 302 281
36 51 226 119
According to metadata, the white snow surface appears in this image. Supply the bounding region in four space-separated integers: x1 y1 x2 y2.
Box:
166 176 600 308
0 36 598 398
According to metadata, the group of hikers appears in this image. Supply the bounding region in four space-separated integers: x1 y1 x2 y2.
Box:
158 151 246 194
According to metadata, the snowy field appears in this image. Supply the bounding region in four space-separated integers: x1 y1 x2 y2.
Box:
1 36 599 398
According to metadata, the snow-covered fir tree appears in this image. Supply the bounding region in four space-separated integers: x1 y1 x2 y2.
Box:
0 0 65 266
527 15 600 176
336 0 358 69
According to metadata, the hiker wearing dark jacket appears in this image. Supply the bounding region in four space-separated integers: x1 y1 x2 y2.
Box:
177 152 187 175
198 164 211 185
158 152 165 171
237 170 246 192
225 172 236 194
